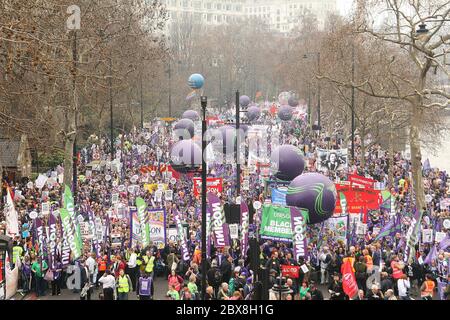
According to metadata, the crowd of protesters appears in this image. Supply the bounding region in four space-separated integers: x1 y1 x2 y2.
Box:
1 100 449 301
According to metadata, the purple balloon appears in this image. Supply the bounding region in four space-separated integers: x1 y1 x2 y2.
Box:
215 125 235 154
270 145 305 181
169 139 202 173
239 95 251 107
182 110 199 121
278 105 293 121
247 106 260 122
174 118 195 139
288 97 299 107
286 173 337 224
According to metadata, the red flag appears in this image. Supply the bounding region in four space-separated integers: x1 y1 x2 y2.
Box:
341 258 358 299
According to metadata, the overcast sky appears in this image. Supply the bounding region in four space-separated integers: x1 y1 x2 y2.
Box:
336 0 354 16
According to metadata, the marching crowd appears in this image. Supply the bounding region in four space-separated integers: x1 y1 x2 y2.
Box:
1 101 449 301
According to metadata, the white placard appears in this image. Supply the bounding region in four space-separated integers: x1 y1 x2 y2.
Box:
35 174 48 189
41 202 50 215
165 190 173 201
52 210 60 217
42 191 49 200
127 185 134 194
27 182 34 189
150 171 156 177
158 184 165 191
29 211 38 219
131 175 139 183
253 201 262 210
170 178 177 185
425 194 433 203
443 219 450 229
77 215 84 223
229 224 239 239
435 232 446 242
243 179 250 191
86 170 92 178
118 185 126 192
111 193 119 204
155 190 163 202
422 229 433 243
105 174 112 181
301 264 309 273
112 181 118 188
356 222 367 235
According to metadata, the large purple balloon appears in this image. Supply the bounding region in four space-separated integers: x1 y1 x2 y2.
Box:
278 105 293 121
286 173 337 225
247 106 260 122
288 97 299 107
182 110 199 121
239 95 251 107
174 118 195 139
270 145 305 181
169 139 202 173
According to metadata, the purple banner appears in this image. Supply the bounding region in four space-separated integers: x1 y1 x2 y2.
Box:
206 207 211 259
48 213 58 271
240 201 249 260
290 207 308 261
88 207 100 257
173 208 190 261
35 218 45 261
207 192 230 248
60 215 71 268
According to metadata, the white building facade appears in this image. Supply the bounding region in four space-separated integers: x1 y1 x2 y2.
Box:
161 0 338 32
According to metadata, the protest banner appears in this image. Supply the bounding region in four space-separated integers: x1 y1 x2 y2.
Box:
147 208 166 249
271 188 287 206
260 205 293 242
193 178 223 197
281 265 300 279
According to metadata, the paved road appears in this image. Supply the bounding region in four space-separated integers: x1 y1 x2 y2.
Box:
13 276 434 301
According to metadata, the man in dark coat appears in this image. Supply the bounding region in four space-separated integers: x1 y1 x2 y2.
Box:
220 255 233 283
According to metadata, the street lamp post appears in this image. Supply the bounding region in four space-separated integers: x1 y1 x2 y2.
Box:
109 56 114 159
351 44 356 163
200 95 208 300
303 52 321 129
235 91 240 201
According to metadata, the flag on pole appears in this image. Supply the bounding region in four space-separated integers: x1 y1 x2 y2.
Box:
5 187 19 237
341 258 358 299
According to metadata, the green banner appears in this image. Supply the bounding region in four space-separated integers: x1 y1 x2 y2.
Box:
260 205 293 242
136 197 150 247
63 185 82 260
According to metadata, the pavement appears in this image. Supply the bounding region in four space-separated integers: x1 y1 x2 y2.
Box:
11 276 435 300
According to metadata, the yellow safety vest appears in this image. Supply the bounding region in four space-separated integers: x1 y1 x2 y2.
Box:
118 275 130 293
12 246 23 264
136 254 142 266
145 256 155 273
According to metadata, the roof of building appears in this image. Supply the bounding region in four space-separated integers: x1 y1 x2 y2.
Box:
0 139 20 167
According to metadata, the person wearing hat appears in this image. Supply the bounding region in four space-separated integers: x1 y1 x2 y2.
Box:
328 272 345 300
309 281 324 300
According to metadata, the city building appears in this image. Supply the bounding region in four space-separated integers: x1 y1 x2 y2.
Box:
161 0 247 27
243 0 338 32
161 0 338 32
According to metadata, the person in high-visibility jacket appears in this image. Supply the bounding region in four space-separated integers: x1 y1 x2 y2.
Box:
143 251 155 276
96 255 107 288
117 269 132 300
12 241 24 266
363 249 374 273
420 274 436 300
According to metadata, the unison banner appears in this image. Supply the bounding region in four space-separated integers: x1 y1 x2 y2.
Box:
47 213 58 270
206 207 212 259
60 208 82 260
193 178 223 197
87 208 100 257
334 183 381 215
260 205 293 242
148 208 166 249
35 218 46 261
290 207 308 260
173 209 190 261
240 201 250 260
136 197 150 248
208 192 230 248
130 207 140 248
63 185 83 257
